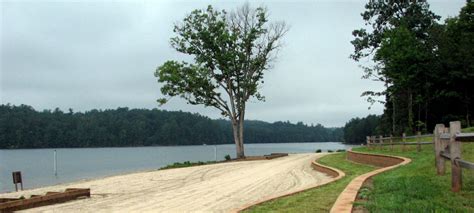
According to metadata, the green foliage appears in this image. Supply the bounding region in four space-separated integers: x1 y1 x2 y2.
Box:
156 5 287 110
160 161 216 170
464 127 474 133
352 1 474 134
336 149 345 152
357 187 371 200
327 150 333 153
315 149 322 153
224 154 231 161
343 114 380 144
0 104 343 149
351 1 439 62
155 4 288 158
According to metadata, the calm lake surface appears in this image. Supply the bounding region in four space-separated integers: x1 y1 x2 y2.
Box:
0 142 355 193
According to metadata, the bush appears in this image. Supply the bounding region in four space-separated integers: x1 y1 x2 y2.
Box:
327 150 334 153
336 149 346 152
315 149 322 153
160 160 215 170
357 187 371 199
224 154 231 161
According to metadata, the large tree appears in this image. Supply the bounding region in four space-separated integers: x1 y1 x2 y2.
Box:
155 4 288 158
351 0 440 134
437 1 474 127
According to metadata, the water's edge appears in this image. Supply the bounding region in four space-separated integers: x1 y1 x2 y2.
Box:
0 142 354 193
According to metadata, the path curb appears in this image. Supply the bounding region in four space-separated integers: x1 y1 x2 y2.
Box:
329 150 411 213
233 154 345 213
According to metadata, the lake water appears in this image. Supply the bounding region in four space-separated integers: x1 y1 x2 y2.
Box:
0 142 354 193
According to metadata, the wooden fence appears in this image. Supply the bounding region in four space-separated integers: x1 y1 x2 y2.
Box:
366 120 474 192
366 132 433 152
433 121 474 192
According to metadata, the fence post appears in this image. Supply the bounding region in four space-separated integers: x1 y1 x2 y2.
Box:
390 134 393 151
379 135 383 150
434 123 445 175
402 133 406 151
416 131 422 152
371 136 376 150
449 121 462 192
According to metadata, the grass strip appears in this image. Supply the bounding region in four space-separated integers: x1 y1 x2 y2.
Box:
354 143 474 212
244 153 375 212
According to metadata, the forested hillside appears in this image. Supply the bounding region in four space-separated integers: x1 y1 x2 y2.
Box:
343 115 380 144
0 104 343 149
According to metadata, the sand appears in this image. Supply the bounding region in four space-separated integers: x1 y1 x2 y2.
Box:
1 153 332 212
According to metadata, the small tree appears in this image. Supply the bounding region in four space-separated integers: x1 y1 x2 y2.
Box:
155 4 288 158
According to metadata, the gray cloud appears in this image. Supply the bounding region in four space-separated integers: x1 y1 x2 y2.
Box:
0 0 465 126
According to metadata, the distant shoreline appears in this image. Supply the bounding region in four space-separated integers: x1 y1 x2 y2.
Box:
0 141 346 150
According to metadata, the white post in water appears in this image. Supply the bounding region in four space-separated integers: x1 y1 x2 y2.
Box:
214 145 217 161
54 150 57 176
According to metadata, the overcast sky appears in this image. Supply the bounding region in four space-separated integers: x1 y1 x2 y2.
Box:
0 0 466 127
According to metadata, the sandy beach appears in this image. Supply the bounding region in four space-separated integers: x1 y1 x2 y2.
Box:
1 153 332 212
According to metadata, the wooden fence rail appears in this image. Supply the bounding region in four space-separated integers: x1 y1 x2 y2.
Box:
434 121 474 192
366 121 473 192
366 132 433 152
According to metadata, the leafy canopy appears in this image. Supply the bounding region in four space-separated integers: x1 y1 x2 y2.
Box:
155 5 287 119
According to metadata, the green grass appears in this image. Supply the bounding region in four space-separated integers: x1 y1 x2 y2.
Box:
354 143 474 212
246 127 473 212
244 153 375 212
159 160 217 170
403 135 432 143
383 135 432 143
463 127 474 133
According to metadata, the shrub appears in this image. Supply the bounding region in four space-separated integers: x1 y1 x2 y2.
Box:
315 149 322 153
357 187 371 199
160 160 216 170
336 149 346 152
327 150 334 153
224 154 231 161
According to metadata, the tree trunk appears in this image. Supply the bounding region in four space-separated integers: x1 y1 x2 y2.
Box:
424 101 429 132
408 91 414 133
392 97 396 134
467 110 471 127
231 119 245 159
238 118 245 158
238 108 245 158
417 103 421 132
466 102 471 127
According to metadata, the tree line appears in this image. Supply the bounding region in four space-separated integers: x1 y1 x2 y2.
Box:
0 104 343 149
351 0 473 137
343 115 380 144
